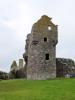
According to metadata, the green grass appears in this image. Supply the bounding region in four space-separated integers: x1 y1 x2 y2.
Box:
0 78 75 100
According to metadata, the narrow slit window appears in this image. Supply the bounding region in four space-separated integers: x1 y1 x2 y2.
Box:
44 37 47 42
45 54 49 60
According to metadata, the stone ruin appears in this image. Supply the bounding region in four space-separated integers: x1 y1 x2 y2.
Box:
1 15 74 80
9 59 25 79
0 71 8 80
23 15 58 80
23 15 75 80
0 15 75 80
56 58 75 77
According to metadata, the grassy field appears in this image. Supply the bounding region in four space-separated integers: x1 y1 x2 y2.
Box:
0 78 75 100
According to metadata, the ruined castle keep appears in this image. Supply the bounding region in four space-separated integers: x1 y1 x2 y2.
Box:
4 15 75 80
23 15 58 80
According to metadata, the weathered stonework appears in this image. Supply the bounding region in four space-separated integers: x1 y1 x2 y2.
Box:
9 59 25 79
56 58 75 77
19 59 23 69
23 15 58 80
8 15 75 80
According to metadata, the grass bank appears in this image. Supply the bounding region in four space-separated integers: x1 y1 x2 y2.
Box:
0 78 75 100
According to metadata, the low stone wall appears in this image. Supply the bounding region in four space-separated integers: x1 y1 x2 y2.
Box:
56 58 75 77
9 68 25 79
0 71 9 80
9 58 75 79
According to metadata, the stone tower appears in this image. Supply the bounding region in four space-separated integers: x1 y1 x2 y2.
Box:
23 15 58 80
19 59 23 69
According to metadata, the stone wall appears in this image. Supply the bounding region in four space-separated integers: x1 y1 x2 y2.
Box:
19 59 23 69
56 58 75 77
9 59 25 79
0 71 9 80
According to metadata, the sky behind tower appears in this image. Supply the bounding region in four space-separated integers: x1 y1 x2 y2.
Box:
0 0 75 72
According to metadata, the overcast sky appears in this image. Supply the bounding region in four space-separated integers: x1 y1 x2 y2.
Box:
0 0 75 72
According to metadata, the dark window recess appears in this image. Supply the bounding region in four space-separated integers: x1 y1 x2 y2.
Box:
44 37 47 42
45 54 49 60
32 41 38 45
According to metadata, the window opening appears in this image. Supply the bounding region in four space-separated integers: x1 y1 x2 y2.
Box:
44 37 47 42
48 26 51 30
45 54 49 60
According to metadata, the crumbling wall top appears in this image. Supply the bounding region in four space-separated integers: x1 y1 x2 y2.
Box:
31 15 57 33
